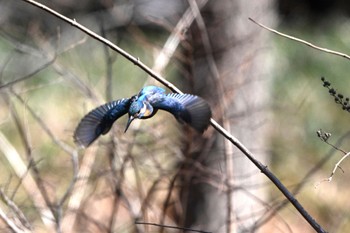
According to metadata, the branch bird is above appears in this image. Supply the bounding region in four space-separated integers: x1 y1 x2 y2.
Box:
74 86 212 147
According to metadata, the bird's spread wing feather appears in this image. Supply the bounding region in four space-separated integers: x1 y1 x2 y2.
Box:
74 98 132 147
154 93 211 133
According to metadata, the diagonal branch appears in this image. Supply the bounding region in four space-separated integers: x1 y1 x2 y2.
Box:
249 17 350 61
0 132 56 231
0 206 31 233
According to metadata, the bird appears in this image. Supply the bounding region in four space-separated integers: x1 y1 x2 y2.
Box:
74 86 212 147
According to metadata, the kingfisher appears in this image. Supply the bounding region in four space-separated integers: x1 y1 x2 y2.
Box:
74 86 212 147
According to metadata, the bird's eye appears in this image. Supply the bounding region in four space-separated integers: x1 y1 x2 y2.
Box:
137 103 147 116
132 108 141 117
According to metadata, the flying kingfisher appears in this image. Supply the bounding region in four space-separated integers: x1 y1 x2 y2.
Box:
74 86 212 147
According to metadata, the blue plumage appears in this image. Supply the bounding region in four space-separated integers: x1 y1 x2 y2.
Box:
74 86 211 147
155 93 212 132
74 98 134 147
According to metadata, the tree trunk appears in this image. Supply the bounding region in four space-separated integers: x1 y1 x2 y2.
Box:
180 0 276 232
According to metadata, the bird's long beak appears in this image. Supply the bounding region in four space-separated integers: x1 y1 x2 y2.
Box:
124 116 135 133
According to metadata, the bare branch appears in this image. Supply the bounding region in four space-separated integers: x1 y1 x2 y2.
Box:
61 146 97 233
0 188 32 230
249 17 350 61
327 152 350 182
147 0 208 78
135 221 212 233
0 132 56 231
315 131 350 185
0 206 31 233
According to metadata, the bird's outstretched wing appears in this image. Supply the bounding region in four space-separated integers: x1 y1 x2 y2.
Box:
154 93 212 133
74 98 133 147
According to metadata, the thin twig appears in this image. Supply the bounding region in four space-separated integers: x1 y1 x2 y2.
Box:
22 0 181 94
135 221 212 233
12 92 75 155
21 1 328 232
11 90 81 232
0 56 56 89
253 131 350 231
249 17 350 60
0 132 56 231
0 29 57 90
0 188 32 230
159 171 178 233
61 146 97 233
100 22 115 102
0 206 31 233
314 131 350 185
147 0 208 78
327 152 350 181
108 137 144 233
0 54 49 220
5 91 60 224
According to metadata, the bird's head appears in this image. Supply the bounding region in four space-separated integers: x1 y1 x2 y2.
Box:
125 100 153 132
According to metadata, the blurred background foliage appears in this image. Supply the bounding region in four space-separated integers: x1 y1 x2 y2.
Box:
1 0 350 232
271 4 350 232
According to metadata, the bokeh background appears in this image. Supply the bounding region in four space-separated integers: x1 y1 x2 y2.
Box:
0 0 350 232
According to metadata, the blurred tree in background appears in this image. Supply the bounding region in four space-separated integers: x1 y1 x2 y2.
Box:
0 0 350 232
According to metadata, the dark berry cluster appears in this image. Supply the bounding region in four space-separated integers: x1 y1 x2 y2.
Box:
316 129 331 142
321 77 350 112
